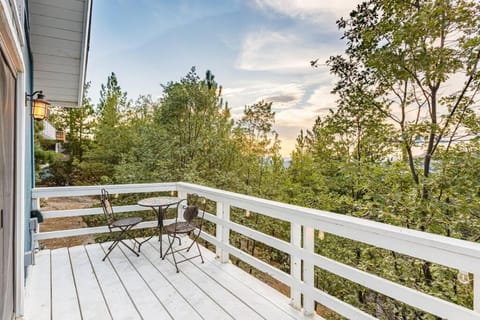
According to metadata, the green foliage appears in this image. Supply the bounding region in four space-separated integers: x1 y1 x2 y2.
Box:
34 121 61 184
288 0 480 318
37 4 480 314
42 83 95 185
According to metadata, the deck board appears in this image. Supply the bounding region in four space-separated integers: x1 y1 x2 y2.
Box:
25 238 312 320
100 242 173 320
68 246 112 320
24 250 51 320
85 243 141 320
123 243 203 320
175 244 297 320
198 245 303 319
150 239 264 320
141 242 233 320
51 248 82 320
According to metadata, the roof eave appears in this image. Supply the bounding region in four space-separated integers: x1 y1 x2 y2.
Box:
77 0 92 108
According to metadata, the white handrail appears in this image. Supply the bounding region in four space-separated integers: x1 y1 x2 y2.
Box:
31 181 480 319
32 182 177 198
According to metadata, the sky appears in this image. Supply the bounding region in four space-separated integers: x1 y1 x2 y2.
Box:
86 0 360 156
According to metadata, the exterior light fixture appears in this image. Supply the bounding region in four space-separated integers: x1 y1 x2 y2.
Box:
26 91 50 120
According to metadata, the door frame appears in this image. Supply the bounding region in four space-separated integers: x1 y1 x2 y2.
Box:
1 0 27 317
0 49 17 320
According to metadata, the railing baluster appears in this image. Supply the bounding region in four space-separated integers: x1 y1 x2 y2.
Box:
303 227 315 315
290 222 302 309
475 273 480 313
216 201 230 263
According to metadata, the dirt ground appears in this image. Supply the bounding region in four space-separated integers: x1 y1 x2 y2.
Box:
39 196 98 249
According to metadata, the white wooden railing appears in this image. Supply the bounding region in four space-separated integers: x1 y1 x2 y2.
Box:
31 182 480 320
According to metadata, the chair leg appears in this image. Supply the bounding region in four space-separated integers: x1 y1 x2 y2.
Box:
180 232 204 265
102 239 120 261
102 226 139 261
132 238 144 252
162 233 175 260
196 240 204 263
187 232 204 264
186 235 195 252
107 241 116 250
171 242 180 273
119 240 140 256
163 233 180 272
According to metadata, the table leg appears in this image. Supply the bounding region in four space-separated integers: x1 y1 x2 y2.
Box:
158 206 164 256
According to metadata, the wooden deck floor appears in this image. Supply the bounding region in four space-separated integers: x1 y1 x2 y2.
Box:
24 238 310 320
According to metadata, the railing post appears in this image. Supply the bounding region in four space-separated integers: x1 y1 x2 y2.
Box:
303 227 315 316
475 273 480 313
290 222 302 309
177 189 187 200
216 201 230 263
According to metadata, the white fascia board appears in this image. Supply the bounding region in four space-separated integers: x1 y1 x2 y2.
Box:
77 0 91 107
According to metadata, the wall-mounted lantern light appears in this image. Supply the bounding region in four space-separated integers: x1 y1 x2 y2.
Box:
26 91 50 121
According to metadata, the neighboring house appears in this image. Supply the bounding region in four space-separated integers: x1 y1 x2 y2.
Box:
0 0 91 319
41 120 56 140
41 120 65 153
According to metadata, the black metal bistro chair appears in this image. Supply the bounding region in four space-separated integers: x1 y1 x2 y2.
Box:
162 194 206 272
100 188 143 261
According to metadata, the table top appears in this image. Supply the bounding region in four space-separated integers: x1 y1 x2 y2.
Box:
137 196 181 208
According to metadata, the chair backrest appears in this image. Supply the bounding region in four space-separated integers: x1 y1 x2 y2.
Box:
100 188 115 224
183 205 199 223
177 194 206 226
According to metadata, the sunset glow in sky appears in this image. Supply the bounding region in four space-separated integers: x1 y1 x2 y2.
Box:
87 0 360 156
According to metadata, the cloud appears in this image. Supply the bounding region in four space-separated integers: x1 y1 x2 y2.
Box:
223 81 306 115
274 84 338 129
266 95 297 103
236 29 341 73
236 30 316 72
251 0 360 26
275 104 320 127
307 85 337 108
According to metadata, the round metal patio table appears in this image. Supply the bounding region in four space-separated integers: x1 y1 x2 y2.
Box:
137 196 181 256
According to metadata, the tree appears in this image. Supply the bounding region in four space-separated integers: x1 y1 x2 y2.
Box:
80 73 131 184
44 83 95 185
234 100 281 195
329 0 480 201
294 1 480 317
33 121 60 185
157 67 234 183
